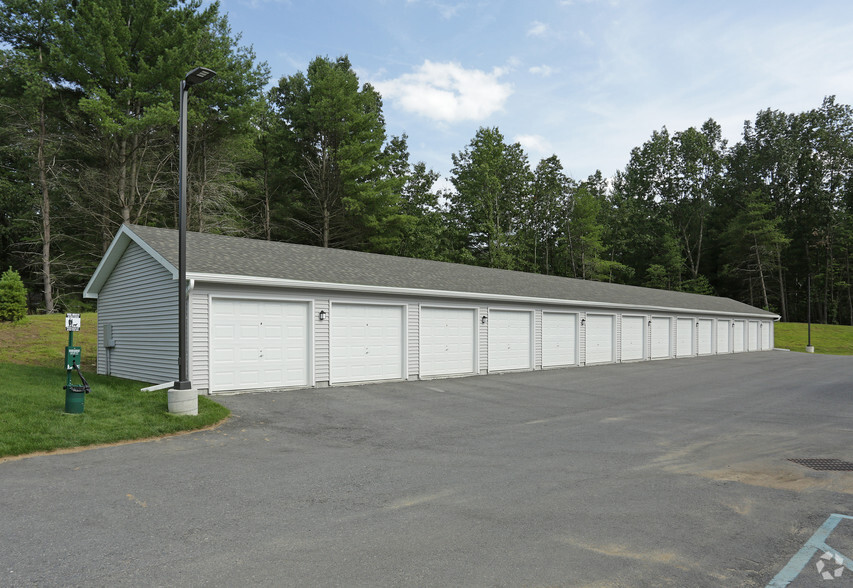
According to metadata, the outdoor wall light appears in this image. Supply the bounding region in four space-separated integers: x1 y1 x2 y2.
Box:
319 310 327 321
581 318 586 326
648 320 652 326
481 315 488 325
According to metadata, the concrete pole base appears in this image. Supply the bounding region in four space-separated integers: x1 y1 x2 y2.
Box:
168 388 199 415
805 345 815 353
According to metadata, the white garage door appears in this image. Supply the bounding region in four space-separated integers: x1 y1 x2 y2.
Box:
717 320 731 353
733 320 745 352
676 318 694 357
488 309 532 371
697 319 713 355
211 298 310 392
585 314 614 364
420 306 476 377
621 315 645 362
651 317 671 359
747 321 759 351
761 321 772 350
331 303 404 384
542 312 577 367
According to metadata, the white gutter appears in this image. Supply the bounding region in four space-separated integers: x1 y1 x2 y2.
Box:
186 272 780 320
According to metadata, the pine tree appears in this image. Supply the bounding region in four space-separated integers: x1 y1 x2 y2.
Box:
0 267 28 322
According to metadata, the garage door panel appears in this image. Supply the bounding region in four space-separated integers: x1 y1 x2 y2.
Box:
542 312 577 367
716 320 731 353
748 321 759 351
421 307 476 376
331 303 404 384
697 319 713 355
585 314 614 364
651 317 671 359
676 318 694 357
488 310 532 371
621 316 645 362
761 321 771 349
211 299 310 392
733 320 745 352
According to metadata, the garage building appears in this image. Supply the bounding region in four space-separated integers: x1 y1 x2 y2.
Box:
84 225 779 394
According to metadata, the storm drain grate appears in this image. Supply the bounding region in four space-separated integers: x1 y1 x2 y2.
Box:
788 458 853 471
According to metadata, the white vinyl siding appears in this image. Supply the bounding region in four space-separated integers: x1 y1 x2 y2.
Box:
419 306 477 377
96 242 177 383
330 303 405 384
650 317 672 359
408 305 420 378
478 307 488 374
534 310 543 369
190 293 209 388
717 319 731 353
541 312 578 367
697 319 713 355
620 315 645 362
585 314 615 364
314 299 330 384
210 298 310 393
488 309 533 371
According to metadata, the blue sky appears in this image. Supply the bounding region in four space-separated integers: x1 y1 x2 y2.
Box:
217 0 853 187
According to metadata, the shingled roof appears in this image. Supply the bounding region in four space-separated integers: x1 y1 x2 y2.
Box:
85 224 777 318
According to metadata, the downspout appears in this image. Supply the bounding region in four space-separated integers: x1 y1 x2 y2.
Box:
185 279 195 380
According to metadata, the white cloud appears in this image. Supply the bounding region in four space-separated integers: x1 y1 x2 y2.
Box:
514 134 552 154
405 0 462 19
527 20 548 37
375 61 513 123
529 65 555 77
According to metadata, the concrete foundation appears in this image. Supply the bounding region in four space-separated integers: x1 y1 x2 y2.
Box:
168 388 199 415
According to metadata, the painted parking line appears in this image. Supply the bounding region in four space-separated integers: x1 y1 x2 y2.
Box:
767 513 853 586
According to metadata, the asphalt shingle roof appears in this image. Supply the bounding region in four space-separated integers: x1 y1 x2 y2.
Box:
127 224 775 317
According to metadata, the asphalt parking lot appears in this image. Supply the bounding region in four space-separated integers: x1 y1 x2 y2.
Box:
2 351 852 587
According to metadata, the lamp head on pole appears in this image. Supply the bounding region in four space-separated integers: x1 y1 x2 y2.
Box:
184 67 217 88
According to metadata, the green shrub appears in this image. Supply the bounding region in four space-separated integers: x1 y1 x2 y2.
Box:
0 267 28 322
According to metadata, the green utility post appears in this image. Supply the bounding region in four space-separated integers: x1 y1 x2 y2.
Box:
64 313 86 414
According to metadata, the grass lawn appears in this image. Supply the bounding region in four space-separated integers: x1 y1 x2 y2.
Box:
0 314 229 459
774 322 853 355
0 313 97 371
0 363 229 459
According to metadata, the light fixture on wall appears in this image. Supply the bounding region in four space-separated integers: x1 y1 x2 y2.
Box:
581 318 586 326
648 319 652 326
319 310 327 321
481 315 488 325
696 322 700 327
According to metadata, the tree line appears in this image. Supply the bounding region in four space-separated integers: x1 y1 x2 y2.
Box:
1 1 851 324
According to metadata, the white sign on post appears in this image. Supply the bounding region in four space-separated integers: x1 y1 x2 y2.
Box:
66 313 81 332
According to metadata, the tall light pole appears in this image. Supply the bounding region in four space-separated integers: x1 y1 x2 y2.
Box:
806 274 814 353
174 67 216 399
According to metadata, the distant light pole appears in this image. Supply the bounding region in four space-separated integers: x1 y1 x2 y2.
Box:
806 274 814 353
175 67 216 393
